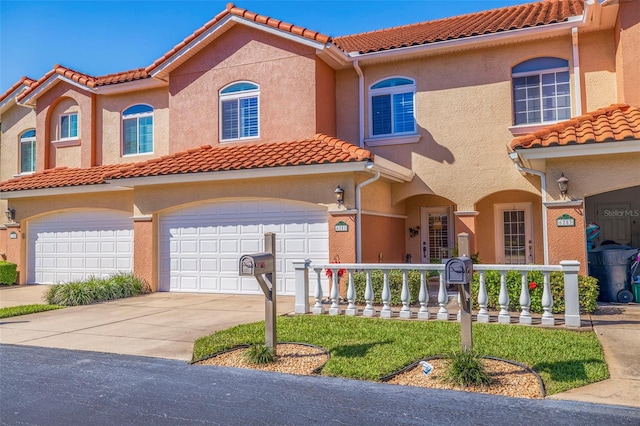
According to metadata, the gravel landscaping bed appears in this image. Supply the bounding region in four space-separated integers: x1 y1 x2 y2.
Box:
195 343 544 399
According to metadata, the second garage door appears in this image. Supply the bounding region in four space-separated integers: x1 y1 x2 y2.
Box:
159 199 329 294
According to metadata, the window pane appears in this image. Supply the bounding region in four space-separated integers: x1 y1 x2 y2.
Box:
222 100 239 140
139 116 153 153
69 114 78 138
221 82 258 94
371 77 413 90
240 97 258 137
393 92 414 133
372 95 391 135
60 115 69 139
20 140 35 173
123 118 137 154
123 104 153 115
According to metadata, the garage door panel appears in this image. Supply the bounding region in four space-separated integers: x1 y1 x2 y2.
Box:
28 211 134 284
160 199 328 294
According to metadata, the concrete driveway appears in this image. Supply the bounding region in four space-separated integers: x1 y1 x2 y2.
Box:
0 285 294 361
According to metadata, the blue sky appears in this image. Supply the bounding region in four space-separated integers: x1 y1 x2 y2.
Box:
0 0 534 92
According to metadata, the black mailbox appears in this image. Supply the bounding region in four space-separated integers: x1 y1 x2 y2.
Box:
239 252 274 276
445 257 473 284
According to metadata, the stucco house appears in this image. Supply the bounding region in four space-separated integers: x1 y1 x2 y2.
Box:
1 0 638 295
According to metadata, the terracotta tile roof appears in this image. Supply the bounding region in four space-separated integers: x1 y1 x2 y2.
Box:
106 134 372 179
333 0 584 54
0 164 123 192
510 104 640 150
0 76 36 104
0 135 371 192
16 65 151 102
145 3 331 75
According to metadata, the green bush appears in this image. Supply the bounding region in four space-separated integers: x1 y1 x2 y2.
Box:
352 269 422 306
244 344 275 364
44 272 151 306
471 270 599 314
443 350 493 388
0 261 18 285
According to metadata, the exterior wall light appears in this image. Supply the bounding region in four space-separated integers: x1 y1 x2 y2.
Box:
557 173 569 199
5 208 16 223
334 185 344 206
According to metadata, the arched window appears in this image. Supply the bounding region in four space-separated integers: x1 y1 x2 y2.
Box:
369 77 416 137
122 104 153 155
20 129 36 173
220 82 259 141
512 57 571 125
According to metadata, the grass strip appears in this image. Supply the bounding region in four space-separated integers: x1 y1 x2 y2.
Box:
193 315 608 395
0 304 64 319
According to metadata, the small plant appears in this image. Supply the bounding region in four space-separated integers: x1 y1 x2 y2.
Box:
442 349 493 388
244 344 276 364
44 272 151 306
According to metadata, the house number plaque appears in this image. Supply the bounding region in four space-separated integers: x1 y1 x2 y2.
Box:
334 221 348 232
556 214 575 227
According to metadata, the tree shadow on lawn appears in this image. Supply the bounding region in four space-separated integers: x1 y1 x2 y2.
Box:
533 358 608 383
331 340 393 358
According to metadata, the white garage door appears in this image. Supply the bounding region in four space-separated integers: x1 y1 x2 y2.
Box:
28 210 134 284
159 199 329 294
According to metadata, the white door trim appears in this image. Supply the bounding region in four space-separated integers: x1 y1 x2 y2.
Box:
494 202 534 264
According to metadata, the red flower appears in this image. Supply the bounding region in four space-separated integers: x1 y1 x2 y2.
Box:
325 261 346 279
529 281 537 290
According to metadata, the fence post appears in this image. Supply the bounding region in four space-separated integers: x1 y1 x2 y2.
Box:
293 259 311 314
561 260 581 327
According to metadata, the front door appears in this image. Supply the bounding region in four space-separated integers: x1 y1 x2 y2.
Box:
420 207 453 263
495 203 533 264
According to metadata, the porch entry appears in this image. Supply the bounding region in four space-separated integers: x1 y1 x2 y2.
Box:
494 203 533 264
420 207 454 263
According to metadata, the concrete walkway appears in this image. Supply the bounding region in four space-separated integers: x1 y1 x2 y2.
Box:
1 284 639 408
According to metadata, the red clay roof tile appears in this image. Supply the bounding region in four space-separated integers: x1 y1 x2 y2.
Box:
0 76 36 104
0 135 372 192
333 0 584 54
510 104 640 149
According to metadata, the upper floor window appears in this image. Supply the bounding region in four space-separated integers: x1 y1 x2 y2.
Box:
20 129 36 173
369 77 416 137
220 82 259 141
122 104 153 155
59 113 78 139
512 57 571 125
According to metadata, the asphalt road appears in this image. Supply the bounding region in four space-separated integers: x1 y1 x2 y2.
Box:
1 345 639 426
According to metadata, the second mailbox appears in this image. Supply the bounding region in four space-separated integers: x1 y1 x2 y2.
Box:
239 252 274 276
445 257 474 284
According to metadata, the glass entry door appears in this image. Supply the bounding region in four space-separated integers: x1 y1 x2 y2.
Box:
495 203 533 264
420 207 453 263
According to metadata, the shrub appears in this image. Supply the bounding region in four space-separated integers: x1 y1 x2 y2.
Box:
471 270 598 314
352 269 422 306
244 344 275 364
442 350 492 388
44 272 151 306
0 261 18 285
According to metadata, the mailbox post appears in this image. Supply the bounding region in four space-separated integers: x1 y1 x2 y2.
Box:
239 233 277 355
445 257 474 352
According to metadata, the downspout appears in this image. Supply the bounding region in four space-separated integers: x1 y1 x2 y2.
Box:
572 27 583 117
356 164 379 263
511 156 549 264
353 60 365 148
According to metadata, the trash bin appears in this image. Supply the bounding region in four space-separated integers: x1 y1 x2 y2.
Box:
588 245 639 303
632 282 640 303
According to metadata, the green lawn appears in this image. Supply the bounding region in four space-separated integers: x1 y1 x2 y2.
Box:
193 315 609 395
0 304 64 318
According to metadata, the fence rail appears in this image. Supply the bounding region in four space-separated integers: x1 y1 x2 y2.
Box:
292 261 581 328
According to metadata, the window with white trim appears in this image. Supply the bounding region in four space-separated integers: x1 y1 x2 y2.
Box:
512 57 571 125
59 113 78 139
220 82 259 141
369 77 416 138
122 104 153 155
20 129 36 173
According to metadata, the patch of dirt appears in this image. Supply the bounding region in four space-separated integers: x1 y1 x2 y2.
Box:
195 344 543 399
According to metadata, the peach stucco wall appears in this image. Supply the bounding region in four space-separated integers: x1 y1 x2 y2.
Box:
615 0 640 106
133 219 156 291
580 30 617 113
0 104 36 181
168 25 321 151
97 87 170 165
328 213 356 264
315 58 336 137
546 204 587 274
361 214 405 263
